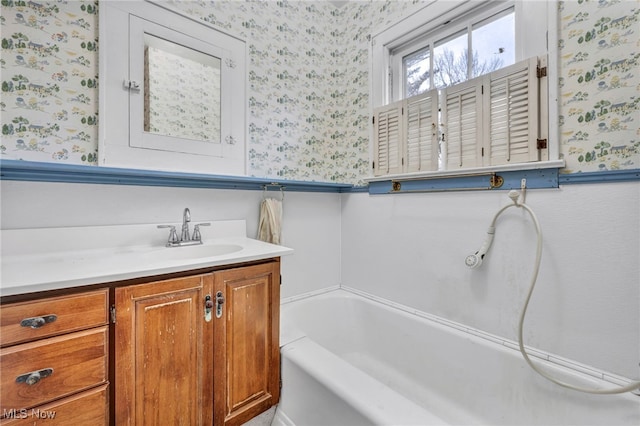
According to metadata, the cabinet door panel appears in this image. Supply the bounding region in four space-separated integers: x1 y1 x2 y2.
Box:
228 277 269 410
115 275 214 426
213 261 280 426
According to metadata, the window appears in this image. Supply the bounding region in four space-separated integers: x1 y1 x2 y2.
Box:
371 1 559 179
398 7 515 98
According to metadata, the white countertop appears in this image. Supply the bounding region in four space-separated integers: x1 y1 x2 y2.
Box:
1 220 293 297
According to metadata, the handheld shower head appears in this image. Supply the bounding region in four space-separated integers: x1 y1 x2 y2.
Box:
465 226 495 268
465 252 483 268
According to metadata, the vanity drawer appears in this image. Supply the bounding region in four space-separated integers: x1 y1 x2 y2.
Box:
0 384 108 425
0 326 108 412
0 289 108 347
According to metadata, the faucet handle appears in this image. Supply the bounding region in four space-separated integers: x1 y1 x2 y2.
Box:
157 225 179 244
192 223 211 242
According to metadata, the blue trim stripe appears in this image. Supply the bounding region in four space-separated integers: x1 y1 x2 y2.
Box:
559 169 640 184
347 185 369 193
1 160 637 194
368 168 560 194
0 160 353 193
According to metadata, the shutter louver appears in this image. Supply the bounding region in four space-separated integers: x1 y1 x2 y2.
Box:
486 57 540 165
406 90 439 172
373 103 403 176
442 79 482 170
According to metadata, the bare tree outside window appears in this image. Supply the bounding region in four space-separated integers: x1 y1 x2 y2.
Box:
405 48 504 96
405 49 431 97
433 48 503 88
403 8 514 97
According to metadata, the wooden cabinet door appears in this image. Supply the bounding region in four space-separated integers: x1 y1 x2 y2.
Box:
115 274 214 426
213 261 280 426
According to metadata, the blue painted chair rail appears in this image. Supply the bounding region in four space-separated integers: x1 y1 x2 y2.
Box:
0 160 353 193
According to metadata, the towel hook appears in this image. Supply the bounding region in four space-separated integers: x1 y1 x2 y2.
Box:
262 183 285 202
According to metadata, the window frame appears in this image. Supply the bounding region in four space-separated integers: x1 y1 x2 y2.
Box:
390 2 516 101
369 0 561 182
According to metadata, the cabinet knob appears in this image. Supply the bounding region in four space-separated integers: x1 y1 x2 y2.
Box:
16 368 53 386
20 314 57 329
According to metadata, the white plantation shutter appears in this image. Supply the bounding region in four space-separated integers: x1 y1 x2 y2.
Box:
485 57 540 165
406 90 439 172
372 55 546 178
442 78 483 170
373 103 403 176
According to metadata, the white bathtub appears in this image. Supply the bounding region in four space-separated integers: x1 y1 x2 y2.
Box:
272 288 639 426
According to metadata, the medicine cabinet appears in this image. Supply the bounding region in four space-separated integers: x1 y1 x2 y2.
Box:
99 1 246 175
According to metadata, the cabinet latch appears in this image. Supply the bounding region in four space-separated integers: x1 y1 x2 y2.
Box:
215 291 225 319
123 79 141 92
204 295 213 322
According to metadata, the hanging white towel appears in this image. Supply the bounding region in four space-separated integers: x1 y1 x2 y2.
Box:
257 197 283 244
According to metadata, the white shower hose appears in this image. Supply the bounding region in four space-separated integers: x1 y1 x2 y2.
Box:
489 192 640 395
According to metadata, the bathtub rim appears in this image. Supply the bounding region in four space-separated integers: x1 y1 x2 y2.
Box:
281 285 640 395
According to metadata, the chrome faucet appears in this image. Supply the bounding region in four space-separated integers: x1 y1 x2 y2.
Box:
181 208 191 241
158 208 211 247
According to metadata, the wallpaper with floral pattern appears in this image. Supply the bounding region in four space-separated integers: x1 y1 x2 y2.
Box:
1 0 99 164
1 0 639 183
166 0 424 182
557 0 640 173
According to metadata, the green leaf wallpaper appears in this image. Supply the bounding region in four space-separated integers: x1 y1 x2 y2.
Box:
1 0 638 182
558 0 640 173
1 0 99 164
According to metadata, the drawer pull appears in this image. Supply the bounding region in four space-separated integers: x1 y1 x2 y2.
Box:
20 314 57 329
16 368 54 386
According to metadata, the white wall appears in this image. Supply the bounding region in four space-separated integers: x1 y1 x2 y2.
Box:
2 179 639 380
340 182 640 379
0 180 342 299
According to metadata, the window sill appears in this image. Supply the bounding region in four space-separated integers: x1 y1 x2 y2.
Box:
365 160 565 194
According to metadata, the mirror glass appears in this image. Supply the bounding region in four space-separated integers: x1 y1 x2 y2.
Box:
144 34 221 143
100 0 246 175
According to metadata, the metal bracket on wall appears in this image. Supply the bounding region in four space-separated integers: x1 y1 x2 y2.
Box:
389 172 505 194
489 174 504 189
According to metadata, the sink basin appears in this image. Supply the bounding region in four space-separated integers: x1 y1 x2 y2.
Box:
148 244 243 260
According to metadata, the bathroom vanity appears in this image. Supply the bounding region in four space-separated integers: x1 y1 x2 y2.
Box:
0 220 292 426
